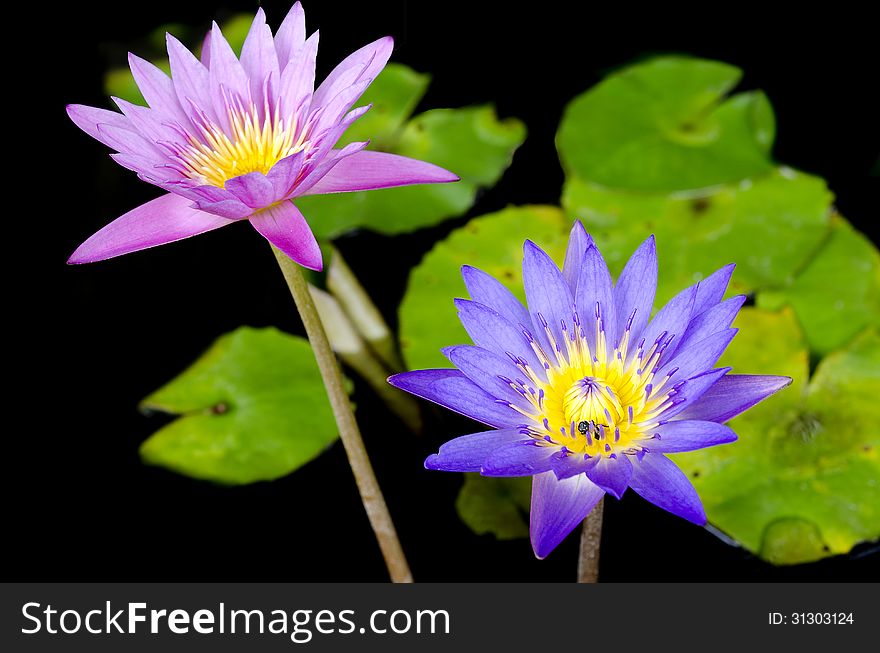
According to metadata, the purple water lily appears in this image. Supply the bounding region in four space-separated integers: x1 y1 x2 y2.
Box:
390 223 791 558
66 3 457 270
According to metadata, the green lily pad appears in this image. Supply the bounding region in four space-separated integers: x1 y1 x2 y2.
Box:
564 169 832 307
299 104 526 239
671 309 880 564
758 216 880 356
557 56 775 192
456 474 532 540
140 327 339 485
399 205 569 370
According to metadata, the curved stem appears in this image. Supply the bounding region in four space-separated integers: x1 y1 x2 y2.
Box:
577 498 604 583
271 246 413 583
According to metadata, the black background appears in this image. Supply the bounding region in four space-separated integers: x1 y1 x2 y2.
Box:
11 1 878 582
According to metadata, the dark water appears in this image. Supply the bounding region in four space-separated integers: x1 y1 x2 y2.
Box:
13 1 878 581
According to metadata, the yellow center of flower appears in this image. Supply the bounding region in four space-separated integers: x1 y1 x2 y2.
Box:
505 308 677 457
176 100 308 188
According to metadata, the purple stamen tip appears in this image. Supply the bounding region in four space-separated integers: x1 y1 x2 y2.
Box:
605 444 612 452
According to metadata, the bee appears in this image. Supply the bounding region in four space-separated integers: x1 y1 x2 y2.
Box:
577 420 607 438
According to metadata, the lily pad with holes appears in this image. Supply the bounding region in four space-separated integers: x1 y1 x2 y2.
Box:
557 56 775 192
758 216 880 356
456 474 532 540
139 327 339 484
563 169 833 307
670 309 880 564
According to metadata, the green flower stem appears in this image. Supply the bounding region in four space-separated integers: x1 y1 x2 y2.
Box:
271 245 413 583
577 499 604 583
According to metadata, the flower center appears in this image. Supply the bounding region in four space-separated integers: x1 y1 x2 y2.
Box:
172 96 308 188
501 305 681 458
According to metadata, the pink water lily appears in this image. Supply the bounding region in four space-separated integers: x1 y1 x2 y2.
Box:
67 3 458 270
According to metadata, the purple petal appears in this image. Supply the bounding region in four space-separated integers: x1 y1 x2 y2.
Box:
95 123 161 157
278 31 319 120
442 345 535 411
266 151 306 200
481 441 557 477
190 197 255 220
454 299 546 380
574 244 616 351
68 193 232 264
674 295 746 358
180 184 254 219
274 1 306 68
651 420 737 453
693 263 736 316
425 428 528 472
249 201 321 271
291 140 369 197
66 104 132 149
312 36 393 109
240 8 280 102
613 235 657 344
550 452 592 480
208 21 249 109
111 96 181 145
461 265 531 330
628 454 706 525
523 240 576 363
584 454 632 499
638 284 697 367
677 374 792 423
530 472 605 559
562 220 594 292
301 151 458 195
660 328 737 386
224 172 278 209
166 33 214 123
657 367 730 421
110 153 179 184
388 369 524 428
127 53 190 126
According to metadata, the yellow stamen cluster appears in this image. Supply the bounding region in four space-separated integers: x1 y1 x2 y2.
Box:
505 309 675 458
177 100 308 188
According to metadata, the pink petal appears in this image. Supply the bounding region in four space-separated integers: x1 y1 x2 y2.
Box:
266 151 306 199
127 53 190 127
224 172 278 209
278 31 319 121
68 193 232 264
66 104 131 149
166 33 216 124
240 8 280 102
249 201 322 271
274 1 306 68
292 140 369 196
312 36 394 109
300 150 459 195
